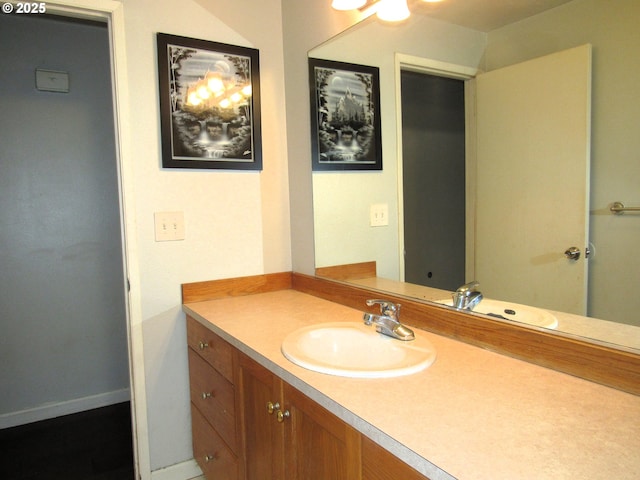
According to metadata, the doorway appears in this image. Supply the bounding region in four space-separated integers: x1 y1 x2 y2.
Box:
400 70 466 291
0 12 133 476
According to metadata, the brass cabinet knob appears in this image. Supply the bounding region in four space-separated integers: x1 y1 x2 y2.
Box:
266 401 280 414
204 453 218 462
276 409 290 423
198 341 209 350
201 391 215 400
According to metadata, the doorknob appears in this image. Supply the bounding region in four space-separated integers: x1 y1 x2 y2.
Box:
564 246 581 260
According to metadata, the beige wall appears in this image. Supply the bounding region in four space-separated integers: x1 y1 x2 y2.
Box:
120 0 293 471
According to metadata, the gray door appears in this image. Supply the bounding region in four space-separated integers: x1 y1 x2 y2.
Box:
401 71 465 291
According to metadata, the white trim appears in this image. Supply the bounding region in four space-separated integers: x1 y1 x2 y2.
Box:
37 2 150 479
0 389 130 429
393 53 478 282
151 459 203 480
396 53 479 79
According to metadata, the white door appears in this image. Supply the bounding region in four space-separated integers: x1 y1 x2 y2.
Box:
475 44 592 315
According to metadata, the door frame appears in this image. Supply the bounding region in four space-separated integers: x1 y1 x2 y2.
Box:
43 1 148 477
394 54 478 283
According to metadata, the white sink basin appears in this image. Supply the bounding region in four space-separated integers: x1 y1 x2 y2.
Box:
281 322 436 378
436 298 558 329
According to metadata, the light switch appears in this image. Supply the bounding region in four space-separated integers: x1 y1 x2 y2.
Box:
370 203 389 227
154 211 185 241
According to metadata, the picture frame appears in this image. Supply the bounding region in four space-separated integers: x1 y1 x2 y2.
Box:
156 33 262 170
309 58 382 171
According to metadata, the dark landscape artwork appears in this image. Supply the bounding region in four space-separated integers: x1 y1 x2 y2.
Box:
309 58 382 171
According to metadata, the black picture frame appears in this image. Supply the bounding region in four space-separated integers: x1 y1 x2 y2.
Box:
309 58 382 171
156 33 262 170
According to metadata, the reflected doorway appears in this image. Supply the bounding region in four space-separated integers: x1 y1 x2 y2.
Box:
400 71 465 291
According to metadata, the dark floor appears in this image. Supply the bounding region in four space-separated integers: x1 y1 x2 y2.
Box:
0 402 135 480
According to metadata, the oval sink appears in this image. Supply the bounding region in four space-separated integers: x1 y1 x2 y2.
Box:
437 298 558 329
281 322 436 378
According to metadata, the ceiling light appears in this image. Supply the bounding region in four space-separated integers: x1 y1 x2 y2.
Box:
376 0 410 22
331 0 367 10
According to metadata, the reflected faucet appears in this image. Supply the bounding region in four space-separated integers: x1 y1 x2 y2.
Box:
452 281 483 311
363 299 415 341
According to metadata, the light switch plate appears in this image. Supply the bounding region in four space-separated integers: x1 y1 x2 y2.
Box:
370 203 389 227
154 211 185 241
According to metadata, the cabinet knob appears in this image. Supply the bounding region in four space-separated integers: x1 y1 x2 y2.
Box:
276 409 290 423
266 401 280 414
198 341 209 350
204 453 218 462
201 391 215 400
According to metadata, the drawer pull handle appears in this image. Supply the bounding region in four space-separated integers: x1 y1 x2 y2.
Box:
204 453 218 462
276 409 290 423
198 341 209 350
266 401 280 415
201 391 215 399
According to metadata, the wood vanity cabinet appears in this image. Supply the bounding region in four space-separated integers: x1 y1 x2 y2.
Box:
187 315 430 480
237 352 284 479
361 436 430 480
187 316 243 479
238 352 361 480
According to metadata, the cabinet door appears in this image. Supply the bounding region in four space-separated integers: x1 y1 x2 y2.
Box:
362 436 430 480
283 382 362 480
238 353 285 480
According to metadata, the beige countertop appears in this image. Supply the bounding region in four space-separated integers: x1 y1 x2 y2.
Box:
184 289 640 480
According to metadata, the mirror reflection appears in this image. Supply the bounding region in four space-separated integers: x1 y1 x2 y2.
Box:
310 0 640 350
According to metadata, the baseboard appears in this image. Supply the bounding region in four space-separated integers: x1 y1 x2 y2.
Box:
0 388 130 429
151 459 203 480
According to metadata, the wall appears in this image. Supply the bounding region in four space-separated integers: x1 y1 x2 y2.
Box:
0 15 129 425
118 0 294 472
310 15 486 279
484 0 640 326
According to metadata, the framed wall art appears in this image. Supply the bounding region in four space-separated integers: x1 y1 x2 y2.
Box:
309 58 382 171
157 33 262 170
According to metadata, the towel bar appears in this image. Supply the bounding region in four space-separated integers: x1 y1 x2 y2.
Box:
610 201 640 214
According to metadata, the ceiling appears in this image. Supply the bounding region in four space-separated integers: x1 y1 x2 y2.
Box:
409 0 575 32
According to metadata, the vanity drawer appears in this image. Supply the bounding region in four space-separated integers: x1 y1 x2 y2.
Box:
188 348 238 452
187 315 233 381
191 403 239 480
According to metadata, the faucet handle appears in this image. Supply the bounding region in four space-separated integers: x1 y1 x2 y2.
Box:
365 299 400 320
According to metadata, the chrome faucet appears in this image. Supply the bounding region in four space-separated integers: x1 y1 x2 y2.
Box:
363 299 415 341
451 281 483 311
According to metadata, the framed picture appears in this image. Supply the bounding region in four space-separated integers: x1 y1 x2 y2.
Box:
309 58 382 171
156 33 262 170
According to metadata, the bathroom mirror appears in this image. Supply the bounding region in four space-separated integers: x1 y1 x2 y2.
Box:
310 0 640 351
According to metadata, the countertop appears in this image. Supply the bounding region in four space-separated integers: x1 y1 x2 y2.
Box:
184 289 640 480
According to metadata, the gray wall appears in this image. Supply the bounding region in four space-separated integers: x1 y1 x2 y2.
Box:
0 15 129 424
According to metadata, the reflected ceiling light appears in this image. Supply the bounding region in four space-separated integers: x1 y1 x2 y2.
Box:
331 0 367 10
376 0 410 22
